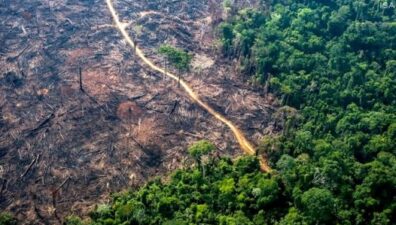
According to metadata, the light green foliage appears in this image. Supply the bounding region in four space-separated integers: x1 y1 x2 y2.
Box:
279 207 308 225
194 204 209 221
188 140 215 163
218 211 254 225
218 178 235 194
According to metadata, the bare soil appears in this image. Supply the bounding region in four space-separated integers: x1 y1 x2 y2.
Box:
0 0 279 224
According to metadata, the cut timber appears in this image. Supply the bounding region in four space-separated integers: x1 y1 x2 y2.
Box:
20 154 40 179
106 0 271 172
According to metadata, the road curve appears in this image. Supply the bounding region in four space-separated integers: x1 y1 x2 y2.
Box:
106 0 270 172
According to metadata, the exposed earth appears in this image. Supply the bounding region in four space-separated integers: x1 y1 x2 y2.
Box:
0 0 278 223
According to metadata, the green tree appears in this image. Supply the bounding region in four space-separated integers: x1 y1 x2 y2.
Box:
0 213 16 225
218 211 254 225
65 1 396 224
279 207 308 225
188 140 215 166
301 188 336 224
158 45 192 86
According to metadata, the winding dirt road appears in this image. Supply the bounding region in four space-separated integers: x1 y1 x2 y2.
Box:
106 0 270 172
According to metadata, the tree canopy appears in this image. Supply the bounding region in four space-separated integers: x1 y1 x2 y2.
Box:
217 0 395 224
64 1 395 224
158 44 192 72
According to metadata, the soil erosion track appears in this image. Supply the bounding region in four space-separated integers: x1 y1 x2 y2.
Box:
106 0 270 172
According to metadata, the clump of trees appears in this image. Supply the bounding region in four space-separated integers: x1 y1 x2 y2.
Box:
67 141 285 225
67 142 395 224
158 45 192 73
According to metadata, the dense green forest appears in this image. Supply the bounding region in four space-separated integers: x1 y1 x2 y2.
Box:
65 0 395 224
221 0 396 224
219 0 396 223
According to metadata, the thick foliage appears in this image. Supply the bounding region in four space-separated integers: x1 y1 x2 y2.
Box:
219 0 395 224
68 1 395 224
74 156 287 225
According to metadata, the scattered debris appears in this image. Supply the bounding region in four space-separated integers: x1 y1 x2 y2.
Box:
0 0 275 223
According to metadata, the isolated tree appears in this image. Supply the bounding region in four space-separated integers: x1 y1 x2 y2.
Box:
188 140 215 166
158 45 192 86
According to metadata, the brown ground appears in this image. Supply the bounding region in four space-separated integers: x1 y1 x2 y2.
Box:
0 0 279 224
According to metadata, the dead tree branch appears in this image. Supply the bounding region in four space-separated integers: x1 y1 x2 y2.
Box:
169 100 179 115
26 113 55 138
54 176 71 194
20 154 40 178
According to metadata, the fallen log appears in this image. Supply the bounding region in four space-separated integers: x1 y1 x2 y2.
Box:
169 100 179 115
20 154 40 179
26 113 55 138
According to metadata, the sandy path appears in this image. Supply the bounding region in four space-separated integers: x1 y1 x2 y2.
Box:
105 0 270 172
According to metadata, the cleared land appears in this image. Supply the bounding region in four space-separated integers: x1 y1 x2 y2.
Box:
0 0 278 223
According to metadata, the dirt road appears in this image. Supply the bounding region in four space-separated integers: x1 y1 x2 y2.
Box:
106 0 270 172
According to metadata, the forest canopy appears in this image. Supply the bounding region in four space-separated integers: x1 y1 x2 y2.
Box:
217 0 396 224
65 0 395 224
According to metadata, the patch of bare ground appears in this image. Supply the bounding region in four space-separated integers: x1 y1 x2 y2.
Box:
0 0 277 224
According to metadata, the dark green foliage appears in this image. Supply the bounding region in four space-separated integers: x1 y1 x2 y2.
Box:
69 1 395 225
300 188 335 223
0 213 16 225
86 156 287 225
218 0 396 224
158 45 192 72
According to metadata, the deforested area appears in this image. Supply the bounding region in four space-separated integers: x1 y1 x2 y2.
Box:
1 0 395 224
0 0 276 223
